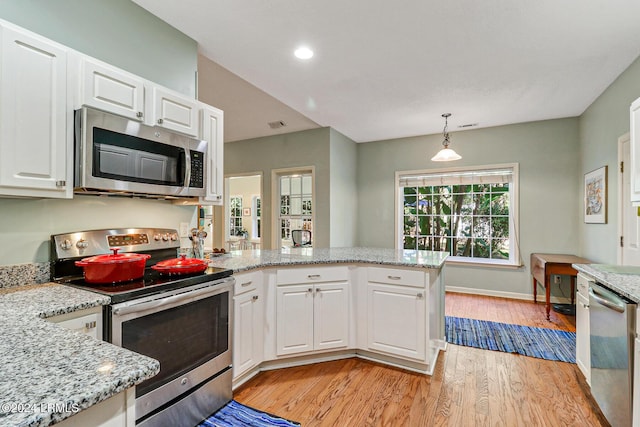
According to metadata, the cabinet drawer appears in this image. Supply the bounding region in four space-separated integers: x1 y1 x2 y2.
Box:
277 265 348 285
234 270 261 295
367 267 425 288
576 273 591 298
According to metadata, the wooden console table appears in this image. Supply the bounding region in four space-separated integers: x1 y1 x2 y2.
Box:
530 253 590 320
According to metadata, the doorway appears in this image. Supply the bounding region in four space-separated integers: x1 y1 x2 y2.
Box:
224 174 262 251
618 133 640 265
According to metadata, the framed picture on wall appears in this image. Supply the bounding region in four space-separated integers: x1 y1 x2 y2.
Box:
243 207 251 216
584 165 607 223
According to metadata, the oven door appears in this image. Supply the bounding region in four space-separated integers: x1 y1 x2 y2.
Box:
110 277 233 421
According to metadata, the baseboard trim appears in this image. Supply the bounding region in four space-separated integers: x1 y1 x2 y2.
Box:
445 285 572 304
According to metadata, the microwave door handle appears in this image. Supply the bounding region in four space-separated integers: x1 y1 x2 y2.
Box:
184 149 192 189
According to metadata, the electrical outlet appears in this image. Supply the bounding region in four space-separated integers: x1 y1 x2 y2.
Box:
179 222 189 238
553 275 562 285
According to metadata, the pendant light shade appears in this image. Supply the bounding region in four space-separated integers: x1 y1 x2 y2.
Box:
431 113 461 162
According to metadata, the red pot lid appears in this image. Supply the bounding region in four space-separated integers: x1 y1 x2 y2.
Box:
153 255 208 270
76 248 151 265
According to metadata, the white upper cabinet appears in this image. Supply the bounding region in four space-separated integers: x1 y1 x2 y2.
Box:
0 22 72 198
77 56 145 121
147 86 199 137
631 97 640 204
200 105 224 204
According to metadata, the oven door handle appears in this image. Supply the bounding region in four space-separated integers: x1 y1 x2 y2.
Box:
112 284 226 316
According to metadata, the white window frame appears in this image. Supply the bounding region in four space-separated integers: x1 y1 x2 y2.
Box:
395 163 520 267
271 166 315 249
229 195 243 237
252 195 261 240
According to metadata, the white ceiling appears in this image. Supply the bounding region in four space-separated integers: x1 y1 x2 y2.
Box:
133 0 640 143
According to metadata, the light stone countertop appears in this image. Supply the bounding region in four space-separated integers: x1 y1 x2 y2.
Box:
0 284 160 427
573 264 640 303
207 247 449 272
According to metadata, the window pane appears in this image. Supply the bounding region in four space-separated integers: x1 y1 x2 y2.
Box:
491 192 509 216
454 238 470 256
418 216 431 236
302 176 312 194
281 177 290 195
473 239 491 258
491 217 509 238
291 196 302 215
291 176 302 194
474 217 491 238
474 192 491 215
302 198 312 214
404 236 416 250
492 239 510 259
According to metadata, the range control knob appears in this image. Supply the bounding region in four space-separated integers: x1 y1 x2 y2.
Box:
59 239 72 250
162 233 169 241
153 234 162 241
76 239 88 249
170 233 178 241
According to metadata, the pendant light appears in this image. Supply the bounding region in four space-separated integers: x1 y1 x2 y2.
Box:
431 113 461 162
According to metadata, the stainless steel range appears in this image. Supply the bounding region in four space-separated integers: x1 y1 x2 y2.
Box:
51 228 234 427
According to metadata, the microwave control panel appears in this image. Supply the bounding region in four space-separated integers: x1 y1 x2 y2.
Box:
189 150 204 188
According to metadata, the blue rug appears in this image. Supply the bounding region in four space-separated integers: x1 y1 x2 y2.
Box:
445 316 576 363
198 400 300 427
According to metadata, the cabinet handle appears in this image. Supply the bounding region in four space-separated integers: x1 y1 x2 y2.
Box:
136 111 143 118
387 275 402 280
55 180 66 187
417 293 423 299
252 295 259 301
308 288 313 293
241 281 253 287
85 321 97 329
157 118 164 124
307 274 321 279
316 288 321 293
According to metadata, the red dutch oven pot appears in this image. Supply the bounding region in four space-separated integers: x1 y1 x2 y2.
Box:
151 255 208 275
75 248 151 284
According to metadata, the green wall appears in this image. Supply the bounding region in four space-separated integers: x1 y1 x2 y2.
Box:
223 128 332 249
357 118 581 298
0 0 199 264
578 55 640 263
329 128 358 247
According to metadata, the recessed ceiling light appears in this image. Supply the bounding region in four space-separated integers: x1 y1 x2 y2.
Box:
294 47 314 60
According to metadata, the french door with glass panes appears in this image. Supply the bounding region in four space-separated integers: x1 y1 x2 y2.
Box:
279 173 313 248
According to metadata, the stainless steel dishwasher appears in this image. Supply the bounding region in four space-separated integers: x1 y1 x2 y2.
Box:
589 282 636 427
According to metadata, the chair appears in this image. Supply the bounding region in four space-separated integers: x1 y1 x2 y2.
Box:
292 230 312 247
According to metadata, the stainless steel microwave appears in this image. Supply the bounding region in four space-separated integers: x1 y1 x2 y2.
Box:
74 107 207 198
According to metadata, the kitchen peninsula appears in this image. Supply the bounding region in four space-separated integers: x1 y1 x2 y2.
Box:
208 247 448 386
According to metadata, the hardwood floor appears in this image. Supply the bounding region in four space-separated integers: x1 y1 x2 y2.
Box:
233 292 606 426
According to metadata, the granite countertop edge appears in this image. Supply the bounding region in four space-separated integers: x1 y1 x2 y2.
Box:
208 247 449 273
573 264 640 303
0 283 160 427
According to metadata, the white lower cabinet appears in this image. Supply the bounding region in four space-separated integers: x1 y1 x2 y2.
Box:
56 388 135 427
576 273 590 384
276 266 349 356
233 271 264 380
366 267 427 361
48 307 103 340
367 282 426 360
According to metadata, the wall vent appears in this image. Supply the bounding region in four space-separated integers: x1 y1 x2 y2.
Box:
268 120 287 129
458 123 478 128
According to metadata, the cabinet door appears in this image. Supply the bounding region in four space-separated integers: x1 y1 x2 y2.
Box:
367 282 426 360
631 97 640 203
149 86 198 136
314 282 349 351
0 25 70 198
576 292 590 384
233 289 262 378
276 284 314 355
48 308 103 340
200 105 224 204
80 57 144 121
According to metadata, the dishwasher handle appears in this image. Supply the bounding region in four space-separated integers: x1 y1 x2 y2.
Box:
589 284 626 313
